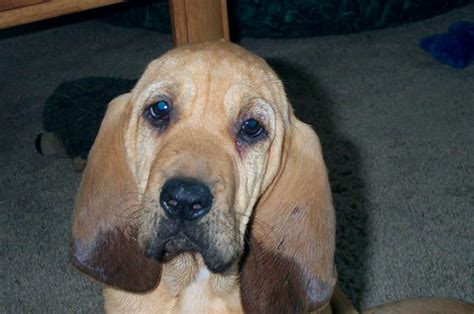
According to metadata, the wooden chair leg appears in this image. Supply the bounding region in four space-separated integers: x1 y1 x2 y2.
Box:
169 0 229 46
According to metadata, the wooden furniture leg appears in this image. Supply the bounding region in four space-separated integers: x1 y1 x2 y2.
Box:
169 0 229 46
0 0 123 29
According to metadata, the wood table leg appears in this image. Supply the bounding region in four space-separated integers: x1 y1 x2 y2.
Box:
0 0 124 29
169 0 229 46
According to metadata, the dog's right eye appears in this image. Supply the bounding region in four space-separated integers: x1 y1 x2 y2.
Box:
145 100 171 128
237 118 267 145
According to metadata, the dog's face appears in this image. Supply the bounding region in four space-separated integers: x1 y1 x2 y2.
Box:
126 43 288 271
71 42 336 312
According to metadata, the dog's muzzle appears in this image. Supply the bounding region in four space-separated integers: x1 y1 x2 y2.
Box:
143 177 225 269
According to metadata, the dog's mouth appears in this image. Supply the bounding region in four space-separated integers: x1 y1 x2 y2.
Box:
143 218 237 273
145 232 199 262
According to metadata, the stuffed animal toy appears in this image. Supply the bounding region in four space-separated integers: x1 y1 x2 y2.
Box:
420 21 474 69
36 77 136 171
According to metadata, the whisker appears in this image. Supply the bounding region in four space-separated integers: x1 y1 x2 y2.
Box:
110 192 159 235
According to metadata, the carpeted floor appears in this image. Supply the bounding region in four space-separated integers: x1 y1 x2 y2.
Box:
1 4 473 313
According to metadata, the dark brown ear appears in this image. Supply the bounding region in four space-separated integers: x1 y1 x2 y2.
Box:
241 119 336 313
70 93 160 292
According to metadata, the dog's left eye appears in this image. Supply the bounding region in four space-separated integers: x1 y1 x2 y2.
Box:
145 100 171 128
238 118 266 143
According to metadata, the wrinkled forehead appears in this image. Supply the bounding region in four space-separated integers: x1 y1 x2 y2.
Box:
132 43 289 120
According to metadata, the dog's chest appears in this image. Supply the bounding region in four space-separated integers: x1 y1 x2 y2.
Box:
175 267 241 313
103 264 242 313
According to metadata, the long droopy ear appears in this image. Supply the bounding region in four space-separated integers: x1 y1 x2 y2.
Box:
241 119 336 313
70 93 160 292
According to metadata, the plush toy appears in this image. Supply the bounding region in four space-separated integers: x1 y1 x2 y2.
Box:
36 77 136 171
420 21 474 69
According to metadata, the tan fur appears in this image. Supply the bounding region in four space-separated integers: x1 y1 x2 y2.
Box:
70 41 472 314
103 254 242 313
328 287 474 314
361 298 474 314
71 41 336 313
239 119 336 312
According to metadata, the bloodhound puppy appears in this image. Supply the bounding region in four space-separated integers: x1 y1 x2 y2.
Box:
70 41 336 313
70 41 474 314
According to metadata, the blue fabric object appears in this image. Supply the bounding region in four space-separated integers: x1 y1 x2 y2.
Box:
420 21 474 69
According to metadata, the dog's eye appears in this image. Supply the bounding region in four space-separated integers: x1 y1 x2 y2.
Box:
149 100 170 120
145 100 171 128
241 119 263 137
238 118 266 143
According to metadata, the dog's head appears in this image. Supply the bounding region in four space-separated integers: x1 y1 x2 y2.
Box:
71 41 335 312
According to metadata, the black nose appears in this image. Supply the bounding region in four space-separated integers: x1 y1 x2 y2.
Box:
160 178 213 221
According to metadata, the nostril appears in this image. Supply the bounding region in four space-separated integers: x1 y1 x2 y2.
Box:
192 203 202 211
167 199 178 207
